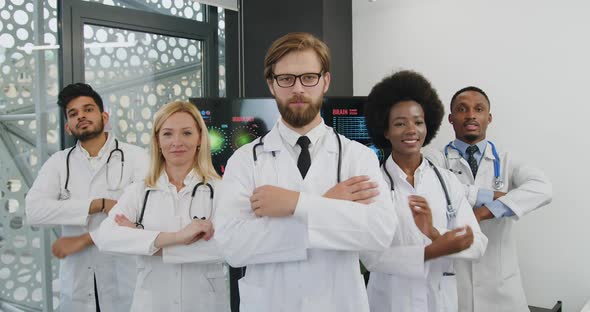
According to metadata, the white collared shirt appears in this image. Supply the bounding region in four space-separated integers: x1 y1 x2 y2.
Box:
77 133 117 171
276 118 328 165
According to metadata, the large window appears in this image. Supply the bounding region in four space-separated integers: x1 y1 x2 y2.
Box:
83 25 205 147
0 0 231 310
0 0 61 310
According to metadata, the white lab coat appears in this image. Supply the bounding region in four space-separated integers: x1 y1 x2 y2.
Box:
214 121 398 312
25 134 148 312
360 155 487 312
91 172 230 312
424 142 552 312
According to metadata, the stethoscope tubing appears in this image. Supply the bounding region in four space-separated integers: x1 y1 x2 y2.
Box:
60 139 125 200
135 180 214 229
253 127 343 183
382 157 457 223
444 140 503 189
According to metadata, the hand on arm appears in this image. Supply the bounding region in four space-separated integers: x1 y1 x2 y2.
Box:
424 226 474 261
114 214 136 228
323 175 380 204
408 195 440 241
249 185 300 217
114 214 163 253
474 206 494 222
154 219 214 249
52 233 94 259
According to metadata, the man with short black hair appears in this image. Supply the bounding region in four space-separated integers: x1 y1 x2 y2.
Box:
425 86 552 312
26 83 148 312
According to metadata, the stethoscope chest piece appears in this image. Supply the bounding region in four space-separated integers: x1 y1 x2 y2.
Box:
59 189 71 201
446 204 457 223
494 178 504 190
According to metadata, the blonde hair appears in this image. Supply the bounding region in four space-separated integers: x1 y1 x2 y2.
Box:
146 101 220 187
264 32 331 80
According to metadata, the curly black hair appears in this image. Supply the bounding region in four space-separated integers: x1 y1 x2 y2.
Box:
57 83 104 116
364 70 444 148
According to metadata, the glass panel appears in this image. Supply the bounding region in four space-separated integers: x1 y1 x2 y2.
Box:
0 0 61 310
82 0 206 22
84 24 204 148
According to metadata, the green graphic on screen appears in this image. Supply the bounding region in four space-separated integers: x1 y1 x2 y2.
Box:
208 127 228 156
231 126 258 150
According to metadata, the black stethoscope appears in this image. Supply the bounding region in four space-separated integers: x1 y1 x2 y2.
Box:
134 180 214 229
58 139 125 200
444 141 504 190
382 158 457 223
252 127 343 183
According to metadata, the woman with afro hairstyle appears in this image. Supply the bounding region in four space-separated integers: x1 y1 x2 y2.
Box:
360 70 488 312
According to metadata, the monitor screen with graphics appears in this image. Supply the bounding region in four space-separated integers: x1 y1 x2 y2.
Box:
190 96 387 175
190 98 280 174
321 96 389 164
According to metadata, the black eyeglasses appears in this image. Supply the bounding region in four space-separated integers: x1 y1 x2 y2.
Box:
272 72 323 88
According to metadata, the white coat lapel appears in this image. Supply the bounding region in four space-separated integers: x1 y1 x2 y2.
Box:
447 147 473 181
255 124 303 188
474 142 496 185
304 130 339 186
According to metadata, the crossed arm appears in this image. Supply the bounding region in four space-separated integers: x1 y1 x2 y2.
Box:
214 147 396 268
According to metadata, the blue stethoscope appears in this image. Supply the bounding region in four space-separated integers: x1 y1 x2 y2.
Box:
382 158 457 223
58 139 125 200
444 141 504 190
252 128 343 183
135 181 214 229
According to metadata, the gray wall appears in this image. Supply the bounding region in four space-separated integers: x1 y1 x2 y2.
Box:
353 0 586 310
241 0 353 97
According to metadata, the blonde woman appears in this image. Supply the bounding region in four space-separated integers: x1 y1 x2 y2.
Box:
92 101 229 311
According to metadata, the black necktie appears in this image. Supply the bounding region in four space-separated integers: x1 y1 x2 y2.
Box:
466 145 479 178
297 136 311 179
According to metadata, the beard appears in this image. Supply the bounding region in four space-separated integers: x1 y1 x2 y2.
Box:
463 133 481 143
71 118 105 141
276 94 322 128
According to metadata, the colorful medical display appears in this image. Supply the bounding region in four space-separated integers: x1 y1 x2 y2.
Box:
208 127 228 156
192 97 385 174
231 126 258 150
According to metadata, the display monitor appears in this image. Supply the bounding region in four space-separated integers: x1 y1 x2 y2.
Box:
190 96 388 174
190 97 279 174
322 96 389 164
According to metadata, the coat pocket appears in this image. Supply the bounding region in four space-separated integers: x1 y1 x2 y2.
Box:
130 288 154 312
204 262 229 293
135 260 153 290
300 274 369 312
439 274 458 312
238 278 272 312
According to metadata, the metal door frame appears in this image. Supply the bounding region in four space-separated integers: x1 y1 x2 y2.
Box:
59 0 221 148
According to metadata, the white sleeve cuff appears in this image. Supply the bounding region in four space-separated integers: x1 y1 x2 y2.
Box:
293 192 309 223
